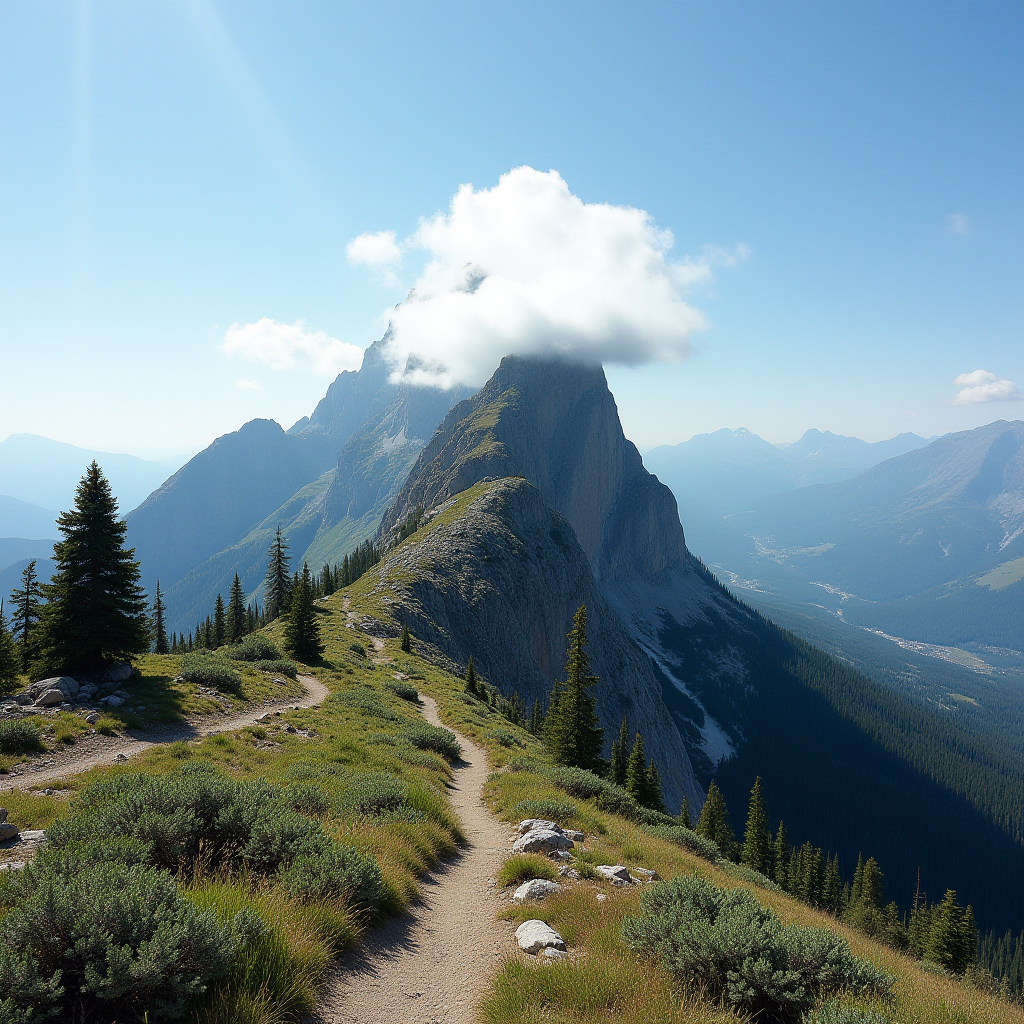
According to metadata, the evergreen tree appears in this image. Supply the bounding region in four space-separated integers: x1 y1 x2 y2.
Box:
284 563 323 663
625 732 648 802
543 605 604 771
609 716 630 787
772 821 790 885
0 600 18 688
823 854 844 914
678 798 691 829
152 581 169 655
213 594 226 648
400 624 412 653
696 781 736 860
741 776 772 874
528 699 543 735
37 462 150 672
264 526 291 619
927 890 976 974
227 573 246 643
9 559 42 672
465 655 479 696
646 759 666 813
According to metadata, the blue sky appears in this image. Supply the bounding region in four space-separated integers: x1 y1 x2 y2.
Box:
0 1 1021 457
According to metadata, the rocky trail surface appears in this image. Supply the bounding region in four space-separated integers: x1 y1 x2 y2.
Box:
0 674 330 794
309 694 511 1024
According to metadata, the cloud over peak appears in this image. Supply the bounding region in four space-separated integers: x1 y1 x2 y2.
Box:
952 369 1022 405
349 166 744 388
223 318 363 377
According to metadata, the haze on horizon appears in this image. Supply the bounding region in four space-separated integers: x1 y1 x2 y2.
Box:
0 1 1021 458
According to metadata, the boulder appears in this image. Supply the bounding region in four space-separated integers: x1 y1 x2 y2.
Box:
512 828 574 855
516 819 561 836
102 695 124 707
513 878 562 902
34 689 66 707
630 867 661 883
563 829 585 843
30 676 79 700
0 822 19 843
595 864 633 886
515 919 566 954
103 662 133 683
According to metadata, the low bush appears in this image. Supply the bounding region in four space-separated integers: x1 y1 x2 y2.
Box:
276 843 383 913
622 873 894 1021
281 782 332 816
489 727 523 748
179 653 242 693
227 635 281 662
513 798 578 823
385 680 420 702
803 1003 890 1024
348 642 367 658
547 765 675 826
722 860 782 891
338 771 408 817
400 723 462 762
497 853 559 888
0 858 246 1023
0 720 43 755
252 658 298 678
43 763 384 918
331 687 401 722
648 824 721 862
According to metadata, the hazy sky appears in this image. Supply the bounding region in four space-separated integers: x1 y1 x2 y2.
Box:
1 1 1021 458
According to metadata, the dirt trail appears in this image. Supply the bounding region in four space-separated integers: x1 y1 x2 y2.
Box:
310 695 511 1024
0 674 330 792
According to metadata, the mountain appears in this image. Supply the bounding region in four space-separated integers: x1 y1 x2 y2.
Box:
127 334 469 632
778 428 932 469
0 494 58 540
362 356 1024 930
0 434 183 514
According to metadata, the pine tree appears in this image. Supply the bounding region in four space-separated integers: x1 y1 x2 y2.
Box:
465 655 479 696
927 890 976 974
227 573 246 643
625 733 647 803
400 624 412 653
543 605 604 771
37 462 150 673
213 594 226 648
284 563 323 663
528 699 543 735
678 798 691 829
610 716 630 787
646 759 666 813
0 600 18 688
152 581 169 655
741 776 772 874
264 526 291 619
772 822 790 885
9 559 43 672
696 781 736 860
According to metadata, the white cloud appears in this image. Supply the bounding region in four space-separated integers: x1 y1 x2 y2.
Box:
223 318 363 377
346 229 402 267
352 166 742 389
235 378 262 390
945 213 971 237
952 369 1023 404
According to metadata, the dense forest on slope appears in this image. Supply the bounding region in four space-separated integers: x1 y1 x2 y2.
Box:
660 563 1024 932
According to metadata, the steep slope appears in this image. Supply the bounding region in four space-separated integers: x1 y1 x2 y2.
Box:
0 494 58 540
371 356 1024 931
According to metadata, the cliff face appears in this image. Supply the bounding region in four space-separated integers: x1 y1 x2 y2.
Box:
367 477 702 811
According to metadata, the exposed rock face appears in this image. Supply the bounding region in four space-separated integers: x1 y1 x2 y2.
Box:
368 477 702 810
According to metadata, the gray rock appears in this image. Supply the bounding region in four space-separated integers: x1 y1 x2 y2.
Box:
0 822 19 842
541 947 568 959
512 827 574 855
630 867 661 883
563 829 585 843
102 695 124 707
595 864 633 886
85 712 100 724
0 808 6 821
103 662 133 683
513 878 562 902
515 919 566 955
18 829 46 843
34 689 66 707
557 866 581 879
516 819 561 836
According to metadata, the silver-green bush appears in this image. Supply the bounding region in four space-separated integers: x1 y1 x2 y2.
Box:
178 653 242 692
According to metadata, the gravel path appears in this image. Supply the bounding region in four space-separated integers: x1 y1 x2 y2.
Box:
309 694 511 1024
0 674 330 793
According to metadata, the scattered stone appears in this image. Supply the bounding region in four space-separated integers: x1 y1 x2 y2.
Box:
596 893 607 902
513 878 562 902
630 867 661 883
285 725 298 733
563 829 585 843
33 689 66 707
550 849 573 861
557 866 581 879
541 947 568 960
18 829 46 844
115 753 130 762
102 696 125 707
0 822 19 843
513 827 574 855
84 713 99 725
515 919 566 955
595 864 633 886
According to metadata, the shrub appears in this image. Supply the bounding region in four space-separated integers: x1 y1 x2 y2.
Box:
385 680 420 702
400 723 462 762
622 874 894 1020
804 1003 890 1024
276 843 383 913
330 687 401 722
0 859 244 1023
227 635 281 662
337 772 408 817
280 782 332 816
179 653 242 692
513 798 578 824
548 765 675 826
0 720 43 755
489 727 522 748
348 642 366 658
497 854 558 888
648 825 722 863
252 659 298 678
722 861 782 891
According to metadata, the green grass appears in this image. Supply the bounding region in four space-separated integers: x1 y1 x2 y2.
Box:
497 853 559 889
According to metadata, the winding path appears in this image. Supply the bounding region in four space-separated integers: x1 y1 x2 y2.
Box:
309 695 511 1024
0 674 330 793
